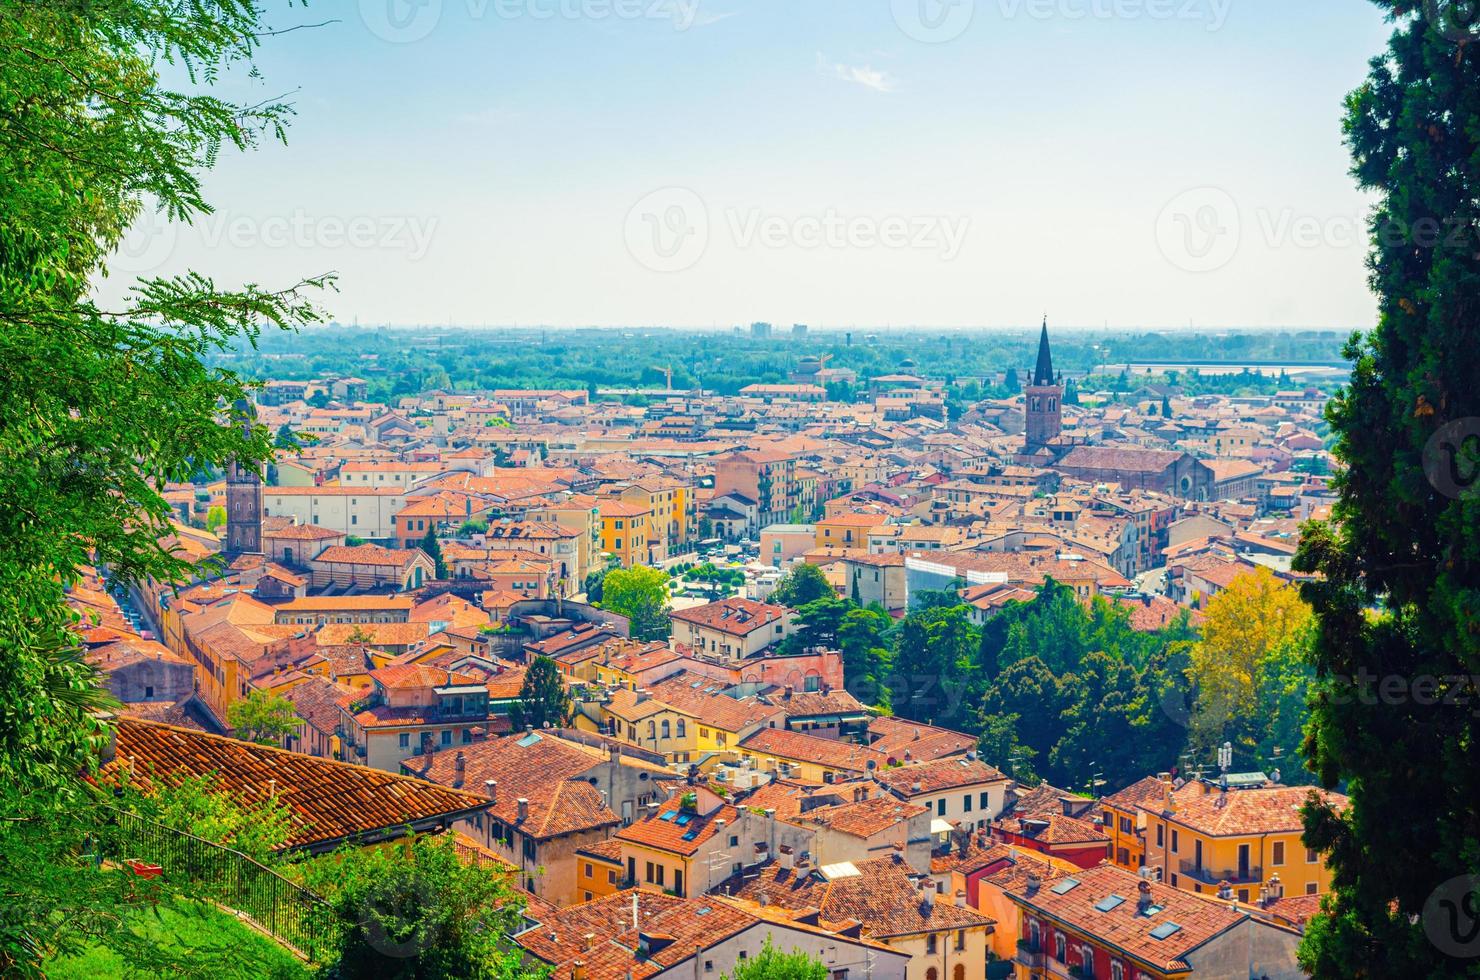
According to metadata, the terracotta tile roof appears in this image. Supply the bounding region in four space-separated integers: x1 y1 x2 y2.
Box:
639 672 786 733
100 719 490 852
261 523 344 541
370 663 481 690
1165 786 1347 838
866 717 976 763
1101 775 1172 813
724 855 994 939
515 890 754 980
314 544 424 567
792 797 927 838
402 732 620 840
275 595 414 613
1058 446 1190 474
117 699 211 732
1007 863 1255 973
740 728 889 774
669 598 792 638
616 794 738 857
999 812 1109 846
876 756 1008 796
576 838 625 863
280 676 356 735
86 639 189 671
315 622 431 647
761 688 871 719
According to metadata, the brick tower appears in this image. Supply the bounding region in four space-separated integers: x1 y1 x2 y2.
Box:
224 400 264 555
1023 317 1063 453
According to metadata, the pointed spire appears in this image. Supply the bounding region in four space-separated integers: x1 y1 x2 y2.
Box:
1032 317 1055 387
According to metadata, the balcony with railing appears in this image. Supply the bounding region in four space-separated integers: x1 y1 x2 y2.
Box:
1015 938 1045 969
1179 858 1263 886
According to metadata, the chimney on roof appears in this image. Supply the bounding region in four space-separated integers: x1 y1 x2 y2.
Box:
453 751 466 787
1217 880 1234 901
484 778 497 804
517 797 529 822
571 962 586 980
1137 878 1152 911
783 684 793 700
919 879 935 911
779 845 794 871
1025 874 1041 897
955 889 967 908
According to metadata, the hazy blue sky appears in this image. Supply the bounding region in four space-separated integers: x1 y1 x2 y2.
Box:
97 0 1396 329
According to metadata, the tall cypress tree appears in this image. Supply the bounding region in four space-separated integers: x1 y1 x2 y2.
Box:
1295 4 1480 975
420 524 447 580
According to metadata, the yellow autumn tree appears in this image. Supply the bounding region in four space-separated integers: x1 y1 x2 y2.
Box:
1187 566 1312 763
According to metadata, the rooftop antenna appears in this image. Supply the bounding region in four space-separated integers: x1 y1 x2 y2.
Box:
632 891 639 931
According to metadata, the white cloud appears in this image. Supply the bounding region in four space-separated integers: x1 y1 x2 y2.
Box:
816 53 898 93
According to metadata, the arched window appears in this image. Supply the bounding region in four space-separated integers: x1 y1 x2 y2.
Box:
647 720 656 740
925 970 938 980
1049 398 1057 412
676 719 686 738
953 965 965 980
660 719 670 740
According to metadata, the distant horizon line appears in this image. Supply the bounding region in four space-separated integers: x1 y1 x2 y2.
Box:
307 322 1364 334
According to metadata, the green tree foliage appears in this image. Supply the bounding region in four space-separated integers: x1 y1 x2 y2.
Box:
889 582 1196 791
421 525 447 580
226 690 301 747
1 776 299 976
769 562 833 608
583 565 611 603
600 565 671 640
508 656 573 732
1185 568 1313 765
837 605 893 709
0 1 329 972
1293 5 1480 974
779 595 850 655
301 834 540 980
721 939 827 980
115 771 298 864
205 504 227 533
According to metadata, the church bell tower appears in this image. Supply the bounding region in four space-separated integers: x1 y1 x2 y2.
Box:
224 400 264 555
1024 317 1064 453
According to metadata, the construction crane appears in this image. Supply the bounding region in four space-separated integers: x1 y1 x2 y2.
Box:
652 365 673 390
